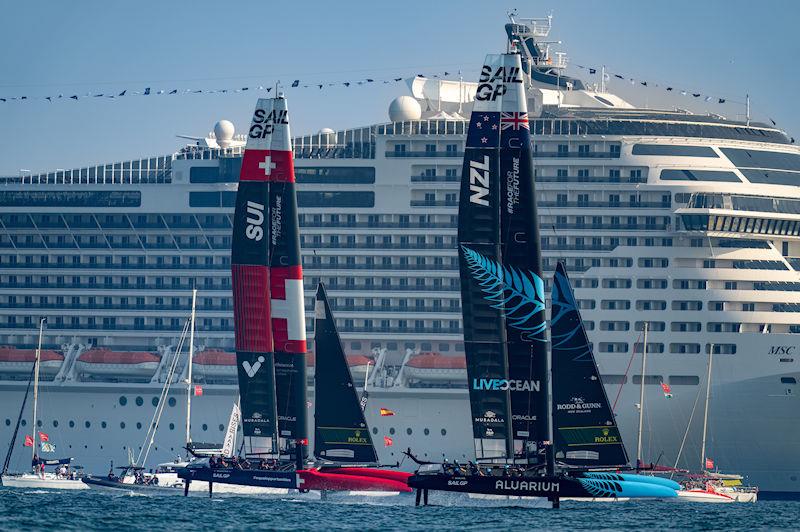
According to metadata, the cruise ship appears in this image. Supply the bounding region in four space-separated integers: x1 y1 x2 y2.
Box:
1 16 798 496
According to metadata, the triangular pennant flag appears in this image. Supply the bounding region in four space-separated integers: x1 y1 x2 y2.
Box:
343 82 350 87
45 96 51 102
291 80 300 87
70 95 78 100
169 89 177 94
118 90 126 96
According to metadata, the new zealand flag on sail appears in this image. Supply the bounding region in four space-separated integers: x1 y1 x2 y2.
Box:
466 112 500 148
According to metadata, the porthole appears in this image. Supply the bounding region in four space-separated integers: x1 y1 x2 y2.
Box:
21 420 26 427
168 397 176 407
100 445 104 450
84 445 88 449
151 397 159 407
169 423 175 430
37 420 42 427
136 422 142 430
4 419 10 427
135 396 143 406
372 427 378 435
202 424 208 431
389 427 395 435
85 421 91 428
119 396 127 406
69 420 75 428
424 428 430 436
101 421 107 429
219 424 224 431
441 428 447 436
120 422 126 429
406 428 412 435
53 420 59 428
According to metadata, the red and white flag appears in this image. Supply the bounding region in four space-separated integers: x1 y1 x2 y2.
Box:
194 385 203 396
705 458 715 469
23 435 33 447
38 432 49 442
384 436 393 447
660 382 673 398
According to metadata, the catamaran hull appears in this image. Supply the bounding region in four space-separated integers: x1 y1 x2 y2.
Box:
408 473 677 500
298 468 411 493
1 474 88 490
178 466 298 491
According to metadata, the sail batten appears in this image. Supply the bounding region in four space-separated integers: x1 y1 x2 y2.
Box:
232 97 307 458
551 262 629 467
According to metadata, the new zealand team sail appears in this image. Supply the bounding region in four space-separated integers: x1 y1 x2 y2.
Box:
551 262 628 467
458 53 547 461
231 97 307 459
313 283 379 464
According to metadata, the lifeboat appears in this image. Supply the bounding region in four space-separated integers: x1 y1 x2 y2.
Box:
192 349 236 378
0 346 64 376
75 348 160 379
403 352 467 385
306 352 372 383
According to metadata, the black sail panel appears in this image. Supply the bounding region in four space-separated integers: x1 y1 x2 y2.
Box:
458 54 514 460
231 98 287 456
313 283 378 464
496 71 549 463
551 262 629 467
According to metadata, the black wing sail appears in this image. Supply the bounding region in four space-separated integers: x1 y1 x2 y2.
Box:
494 55 549 464
551 262 629 467
231 98 284 457
313 283 378 464
458 54 513 461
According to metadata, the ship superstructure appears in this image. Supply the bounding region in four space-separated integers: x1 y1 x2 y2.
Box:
0 16 798 495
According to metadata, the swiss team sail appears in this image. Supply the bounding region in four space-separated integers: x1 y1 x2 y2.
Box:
232 97 307 458
313 283 379 464
551 262 628 467
458 53 548 461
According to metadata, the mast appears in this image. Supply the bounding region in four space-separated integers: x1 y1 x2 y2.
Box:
636 322 648 468
700 345 714 472
185 288 197 447
31 317 45 465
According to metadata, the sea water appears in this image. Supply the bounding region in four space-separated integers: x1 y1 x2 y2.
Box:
0 488 796 531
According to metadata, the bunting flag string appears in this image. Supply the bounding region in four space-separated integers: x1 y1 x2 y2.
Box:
572 63 739 107
0 71 455 104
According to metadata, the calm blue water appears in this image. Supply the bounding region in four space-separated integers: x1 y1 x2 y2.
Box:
0 488 796 531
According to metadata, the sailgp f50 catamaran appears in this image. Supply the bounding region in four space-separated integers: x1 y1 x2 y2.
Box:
180 97 410 496
406 51 678 507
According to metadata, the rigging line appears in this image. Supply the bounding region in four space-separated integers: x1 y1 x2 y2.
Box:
611 330 643 412
0 62 476 89
2 362 35 475
671 383 704 478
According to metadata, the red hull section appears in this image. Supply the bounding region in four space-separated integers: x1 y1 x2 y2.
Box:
298 468 411 493
320 467 412 485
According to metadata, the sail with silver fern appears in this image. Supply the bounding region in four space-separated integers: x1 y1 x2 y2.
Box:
457 52 548 463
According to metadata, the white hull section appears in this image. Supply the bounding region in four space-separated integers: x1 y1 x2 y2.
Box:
674 489 735 503
1 473 88 490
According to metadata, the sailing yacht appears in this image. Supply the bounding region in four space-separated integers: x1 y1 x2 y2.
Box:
407 51 679 506
1 318 87 490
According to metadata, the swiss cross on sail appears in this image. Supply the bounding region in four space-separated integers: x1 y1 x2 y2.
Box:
231 96 308 460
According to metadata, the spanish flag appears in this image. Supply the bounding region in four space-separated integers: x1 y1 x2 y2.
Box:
379 408 395 417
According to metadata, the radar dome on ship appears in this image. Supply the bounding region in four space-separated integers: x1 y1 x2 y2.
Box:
214 120 235 148
388 96 422 122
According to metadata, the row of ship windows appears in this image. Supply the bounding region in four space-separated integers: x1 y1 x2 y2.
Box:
5 417 224 433
681 214 800 237
3 315 799 337
3 275 797 295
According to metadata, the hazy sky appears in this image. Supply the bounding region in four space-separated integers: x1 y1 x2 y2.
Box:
1 0 797 175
